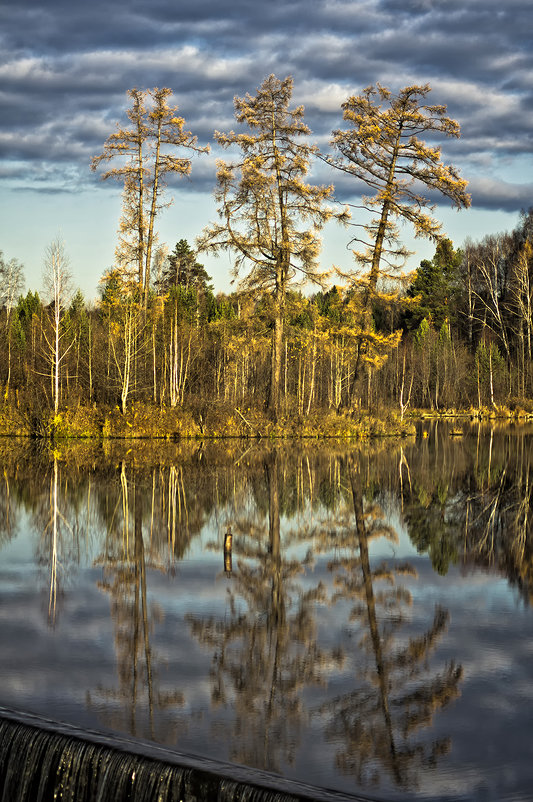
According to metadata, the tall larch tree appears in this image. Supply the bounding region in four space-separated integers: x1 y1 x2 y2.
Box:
92 88 209 311
198 74 348 418
92 89 148 292
328 84 470 404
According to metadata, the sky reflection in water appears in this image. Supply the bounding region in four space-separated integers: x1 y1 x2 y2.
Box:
0 429 532 801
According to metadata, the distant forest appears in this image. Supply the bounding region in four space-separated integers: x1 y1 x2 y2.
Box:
1 77 532 420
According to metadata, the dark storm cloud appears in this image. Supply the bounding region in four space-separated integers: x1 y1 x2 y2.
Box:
0 0 531 208
468 177 533 213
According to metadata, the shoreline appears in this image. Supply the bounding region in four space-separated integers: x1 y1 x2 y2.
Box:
0 401 532 441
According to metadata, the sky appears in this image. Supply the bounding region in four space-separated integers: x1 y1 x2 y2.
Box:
1 0 532 302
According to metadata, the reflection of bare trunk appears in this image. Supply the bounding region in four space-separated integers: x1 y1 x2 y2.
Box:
266 451 284 629
48 457 59 626
265 452 283 715
167 465 189 559
348 458 401 783
89 464 184 740
3 469 11 535
512 472 530 564
120 461 129 555
264 449 284 762
42 456 74 628
398 448 411 512
135 476 154 739
320 457 462 789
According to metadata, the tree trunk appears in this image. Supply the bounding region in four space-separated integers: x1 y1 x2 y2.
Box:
349 124 403 406
268 271 285 419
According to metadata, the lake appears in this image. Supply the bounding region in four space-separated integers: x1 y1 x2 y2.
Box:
0 424 532 801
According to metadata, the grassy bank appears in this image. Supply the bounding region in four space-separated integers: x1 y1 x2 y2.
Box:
2 399 533 441
0 401 418 440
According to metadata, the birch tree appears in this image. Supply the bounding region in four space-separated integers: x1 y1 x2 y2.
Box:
0 252 24 398
99 268 144 415
328 84 470 404
198 74 348 418
469 234 511 362
42 238 72 414
512 241 533 394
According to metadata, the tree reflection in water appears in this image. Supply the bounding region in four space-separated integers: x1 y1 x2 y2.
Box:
34 452 77 627
186 446 462 791
5 430 533 797
188 448 342 773
88 462 184 742
0 464 16 551
404 423 533 601
318 456 462 791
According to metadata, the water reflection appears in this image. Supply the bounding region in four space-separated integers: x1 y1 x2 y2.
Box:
1 429 533 799
403 423 533 598
188 448 337 773
89 462 184 742
223 527 233 576
320 456 462 791
35 452 79 626
0 466 16 549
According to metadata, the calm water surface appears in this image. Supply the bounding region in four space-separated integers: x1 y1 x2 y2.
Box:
0 425 533 801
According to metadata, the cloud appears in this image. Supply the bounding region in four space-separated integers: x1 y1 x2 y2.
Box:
468 177 533 213
0 0 531 219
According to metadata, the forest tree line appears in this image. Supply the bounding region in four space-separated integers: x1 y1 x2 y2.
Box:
2 213 533 417
1 76 532 418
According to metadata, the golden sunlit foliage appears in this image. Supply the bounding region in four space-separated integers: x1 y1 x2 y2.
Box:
328 84 471 404
198 74 348 417
92 88 209 311
8 76 533 423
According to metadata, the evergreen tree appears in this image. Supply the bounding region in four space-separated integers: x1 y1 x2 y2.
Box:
405 239 463 331
158 239 213 293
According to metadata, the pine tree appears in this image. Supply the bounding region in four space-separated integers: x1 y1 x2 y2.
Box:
406 238 463 331
158 239 212 293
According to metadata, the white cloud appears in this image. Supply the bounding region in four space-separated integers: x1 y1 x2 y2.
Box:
0 0 531 293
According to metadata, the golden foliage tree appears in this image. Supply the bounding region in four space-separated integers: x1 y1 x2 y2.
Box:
92 88 209 310
198 74 348 418
328 84 471 403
